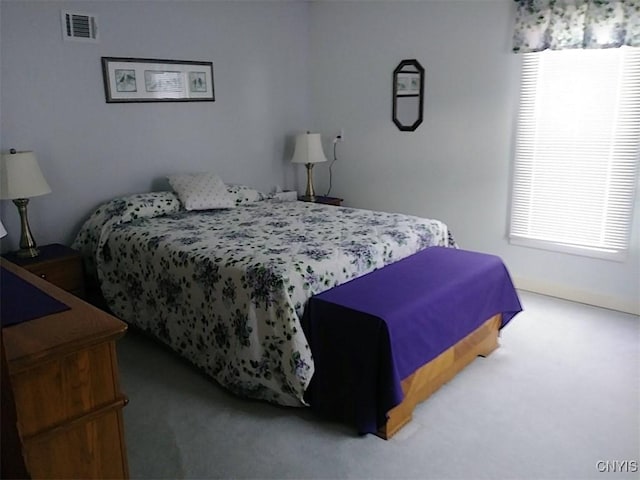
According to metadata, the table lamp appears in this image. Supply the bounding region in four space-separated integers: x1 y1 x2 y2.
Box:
0 149 51 258
291 133 328 200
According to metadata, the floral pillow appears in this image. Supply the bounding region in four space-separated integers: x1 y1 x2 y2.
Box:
168 172 235 210
226 184 267 206
72 191 183 281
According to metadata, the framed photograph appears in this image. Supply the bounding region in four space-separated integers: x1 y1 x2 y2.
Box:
101 57 214 103
396 72 420 97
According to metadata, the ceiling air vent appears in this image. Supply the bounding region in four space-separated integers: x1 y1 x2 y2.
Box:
61 11 98 42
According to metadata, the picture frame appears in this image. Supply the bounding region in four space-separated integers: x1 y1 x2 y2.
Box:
101 57 214 103
396 72 421 97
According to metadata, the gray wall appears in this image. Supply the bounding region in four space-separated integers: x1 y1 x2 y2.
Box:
0 0 310 246
308 0 639 314
1 0 638 313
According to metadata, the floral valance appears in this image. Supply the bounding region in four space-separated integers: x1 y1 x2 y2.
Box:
513 0 640 52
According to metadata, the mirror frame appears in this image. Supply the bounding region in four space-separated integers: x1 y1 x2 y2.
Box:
392 59 425 132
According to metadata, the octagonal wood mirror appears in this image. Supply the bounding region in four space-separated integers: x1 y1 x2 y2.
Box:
392 59 424 132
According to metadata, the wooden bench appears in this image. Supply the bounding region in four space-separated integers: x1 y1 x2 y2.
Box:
305 247 522 438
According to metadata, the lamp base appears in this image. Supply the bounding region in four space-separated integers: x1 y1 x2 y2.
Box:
13 198 40 258
304 163 316 199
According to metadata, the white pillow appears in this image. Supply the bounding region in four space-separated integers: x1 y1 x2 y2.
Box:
167 172 235 210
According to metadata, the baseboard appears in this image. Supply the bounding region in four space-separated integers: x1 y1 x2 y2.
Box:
512 276 640 316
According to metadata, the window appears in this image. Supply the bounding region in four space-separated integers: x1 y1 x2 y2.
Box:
510 47 640 261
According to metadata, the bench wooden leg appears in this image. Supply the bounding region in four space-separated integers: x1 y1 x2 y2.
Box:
377 314 502 439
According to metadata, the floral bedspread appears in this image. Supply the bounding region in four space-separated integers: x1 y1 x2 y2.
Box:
73 192 456 406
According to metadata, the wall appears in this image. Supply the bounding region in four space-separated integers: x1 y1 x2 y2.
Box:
0 0 311 247
309 0 639 314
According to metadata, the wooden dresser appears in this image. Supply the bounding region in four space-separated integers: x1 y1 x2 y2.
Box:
1 258 129 479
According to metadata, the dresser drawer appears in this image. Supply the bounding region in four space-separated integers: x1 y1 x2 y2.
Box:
11 343 120 436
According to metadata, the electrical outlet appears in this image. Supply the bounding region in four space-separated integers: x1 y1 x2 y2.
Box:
335 129 344 142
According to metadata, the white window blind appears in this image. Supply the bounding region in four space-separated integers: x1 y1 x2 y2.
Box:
510 47 640 261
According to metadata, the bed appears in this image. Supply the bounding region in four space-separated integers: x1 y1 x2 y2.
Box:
73 185 521 437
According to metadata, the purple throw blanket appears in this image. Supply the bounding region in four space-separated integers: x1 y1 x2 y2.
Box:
1 266 70 327
304 247 522 434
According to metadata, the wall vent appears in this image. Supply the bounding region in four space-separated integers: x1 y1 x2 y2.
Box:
61 11 98 42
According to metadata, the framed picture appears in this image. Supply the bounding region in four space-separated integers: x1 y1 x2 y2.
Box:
396 72 420 97
101 57 215 103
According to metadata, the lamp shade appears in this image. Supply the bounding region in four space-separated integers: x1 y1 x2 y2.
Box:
291 133 328 164
0 220 6 239
0 151 51 200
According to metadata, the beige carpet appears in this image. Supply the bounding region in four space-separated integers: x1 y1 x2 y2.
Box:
117 291 639 479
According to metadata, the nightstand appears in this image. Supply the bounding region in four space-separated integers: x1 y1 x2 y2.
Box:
299 195 344 206
2 244 85 298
